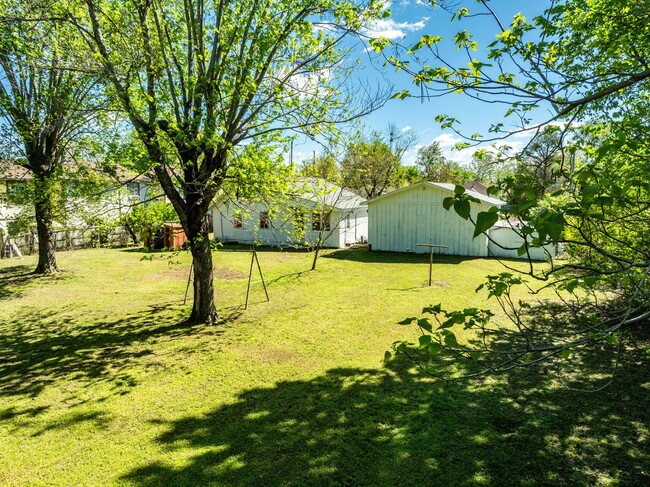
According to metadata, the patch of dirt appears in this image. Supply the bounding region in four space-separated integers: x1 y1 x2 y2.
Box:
215 266 247 281
148 265 246 281
420 280 451 288
234 344 302 365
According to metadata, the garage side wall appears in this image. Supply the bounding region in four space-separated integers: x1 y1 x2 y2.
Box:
368 184 489 256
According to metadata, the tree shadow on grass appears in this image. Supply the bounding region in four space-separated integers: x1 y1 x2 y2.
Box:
123 353 649 486
0 264 72 299
0 303 235 402
324 247 476 265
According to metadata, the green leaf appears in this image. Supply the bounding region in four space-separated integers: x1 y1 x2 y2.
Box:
438 318 455 329
444 332 459 347
390 90 412 100
561 279 579 293
417 318 433 332
517 199 538 212
423 304 442 314
561 349 572 359
418 334 433 348
453 199 471 220
594 195 614 206
428 342 441 357
442 197 455 210
473 211 499 238
537 211 565 244
469 351 481 362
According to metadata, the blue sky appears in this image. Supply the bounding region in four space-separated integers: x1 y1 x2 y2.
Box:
292 0 550 166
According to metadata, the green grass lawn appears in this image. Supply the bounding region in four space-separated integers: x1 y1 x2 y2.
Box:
0 246 648 486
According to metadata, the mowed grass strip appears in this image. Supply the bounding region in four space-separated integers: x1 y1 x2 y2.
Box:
0 246 648 486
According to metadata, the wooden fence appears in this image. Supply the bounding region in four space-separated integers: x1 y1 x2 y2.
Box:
0 227 132 258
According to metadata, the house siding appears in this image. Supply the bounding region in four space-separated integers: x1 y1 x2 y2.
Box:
213 200 367 249
488 226 556 261
368 183 491 256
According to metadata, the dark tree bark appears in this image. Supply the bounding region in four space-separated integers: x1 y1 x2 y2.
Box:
187 229 218 324
311 245 320 271
33 181 58 274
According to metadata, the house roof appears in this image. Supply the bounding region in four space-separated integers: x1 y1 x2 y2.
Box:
0 161 153 184
0 164 31 181
367 181 506 207
464 180 489 196
291 178 366 210
212 178 366 211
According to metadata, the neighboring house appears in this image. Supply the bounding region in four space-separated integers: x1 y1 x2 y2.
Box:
211 178 368 248
1 162 157 256
463 180 489 196
0 162 154 227
368 181 555 260
487 219 556 261
0 164 30 225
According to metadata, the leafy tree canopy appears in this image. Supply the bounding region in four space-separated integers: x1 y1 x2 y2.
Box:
75 0 389 322
377 0 650 381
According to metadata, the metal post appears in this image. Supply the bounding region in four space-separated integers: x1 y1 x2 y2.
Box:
255 251 270 302
416 243 448 287
183 263 193 305
245 249 256 310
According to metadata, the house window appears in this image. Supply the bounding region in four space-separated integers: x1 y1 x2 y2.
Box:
126 182 140 196
233 212 243 229
346 214 351 229
260 211 270 229
6 181 26 201
312 211 331 231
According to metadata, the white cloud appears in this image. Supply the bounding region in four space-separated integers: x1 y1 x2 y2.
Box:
362 17 429 40
401 125 412 132
433 133 462 148
284 150 312 166
402 147 419 166
446 146 476 164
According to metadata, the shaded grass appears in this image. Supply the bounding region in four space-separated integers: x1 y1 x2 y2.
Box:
0 247 648 486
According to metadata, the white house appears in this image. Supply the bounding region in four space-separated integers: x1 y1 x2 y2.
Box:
487 219 556 261
368 181 554 260
211 178 368 248
0 163 153 228
1 162 156 255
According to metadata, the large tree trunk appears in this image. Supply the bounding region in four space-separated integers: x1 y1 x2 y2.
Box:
33 178 58 274
187 226 218 324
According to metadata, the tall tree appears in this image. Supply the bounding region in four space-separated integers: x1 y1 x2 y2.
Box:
341 132 400 199
0 0 102 273
300 154 341 183
514 129 565 198
77 0 387 323
385 122 418 162
467 150 512 184
415 141 472 184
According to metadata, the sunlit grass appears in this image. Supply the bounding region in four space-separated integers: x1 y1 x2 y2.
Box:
0 246 647 486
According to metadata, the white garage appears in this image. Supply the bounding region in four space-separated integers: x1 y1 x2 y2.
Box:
368 181 555 260
368 182 503 256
